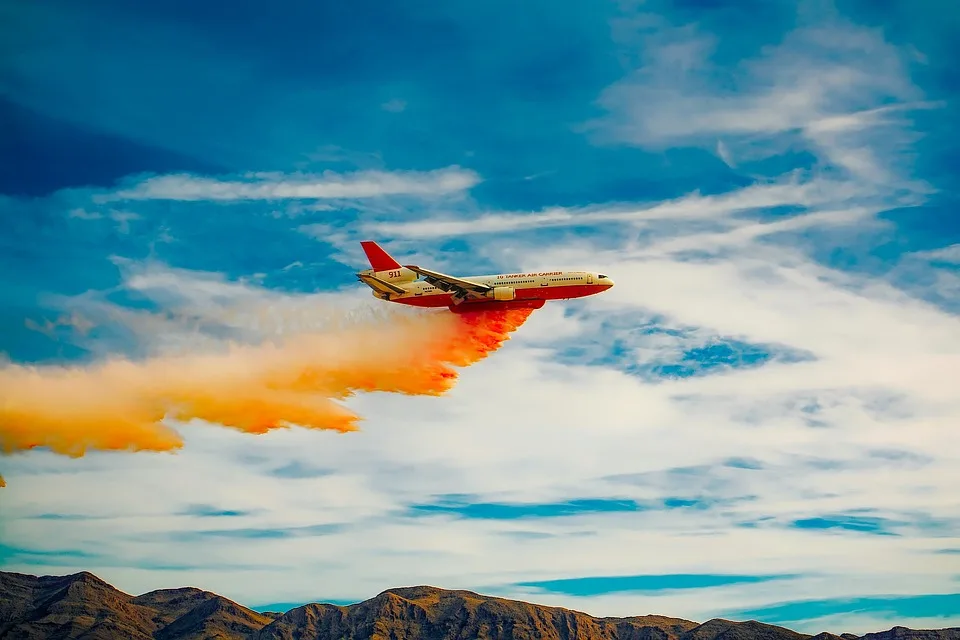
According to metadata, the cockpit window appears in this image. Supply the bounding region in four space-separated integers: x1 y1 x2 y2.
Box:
598 274 607 279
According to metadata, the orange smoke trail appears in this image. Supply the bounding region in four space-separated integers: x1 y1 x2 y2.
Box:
0 308 533 483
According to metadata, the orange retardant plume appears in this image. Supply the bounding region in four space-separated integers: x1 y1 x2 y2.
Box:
0 307 534 481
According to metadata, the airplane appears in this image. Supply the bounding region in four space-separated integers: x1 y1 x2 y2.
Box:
355 241 614 314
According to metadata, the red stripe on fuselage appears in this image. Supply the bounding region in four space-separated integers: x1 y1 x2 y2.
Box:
393 283 613 309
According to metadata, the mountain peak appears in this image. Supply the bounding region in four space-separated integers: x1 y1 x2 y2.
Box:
64 570 111 586
379 585 480 600
2 570 959 640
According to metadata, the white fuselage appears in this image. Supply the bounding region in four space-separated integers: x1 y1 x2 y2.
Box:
359 267 615 310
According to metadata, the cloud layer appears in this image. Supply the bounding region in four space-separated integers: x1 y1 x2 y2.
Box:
101 167 479 202
2 0 959 635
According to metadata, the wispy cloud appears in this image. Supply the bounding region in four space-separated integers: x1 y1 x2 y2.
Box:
590 10 940 188
267 461 336 479
912 243 960 265
97 167 479 202
24 513 105 521
366 178 868 239
162 523 346 541
67 208 142 233
38 258 364 358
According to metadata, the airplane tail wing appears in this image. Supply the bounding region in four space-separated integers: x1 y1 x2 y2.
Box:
360 241 402 272
357 241 418 292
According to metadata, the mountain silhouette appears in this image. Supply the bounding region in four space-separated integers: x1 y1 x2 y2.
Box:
1 570 957 640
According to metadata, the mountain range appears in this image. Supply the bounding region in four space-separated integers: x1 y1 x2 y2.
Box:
1 570 957 640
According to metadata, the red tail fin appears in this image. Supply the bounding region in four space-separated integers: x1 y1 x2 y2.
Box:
360 241 402 272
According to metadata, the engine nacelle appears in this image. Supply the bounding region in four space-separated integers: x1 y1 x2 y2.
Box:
491 286 516 301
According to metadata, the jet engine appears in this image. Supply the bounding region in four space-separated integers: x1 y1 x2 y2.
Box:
491 286 516 301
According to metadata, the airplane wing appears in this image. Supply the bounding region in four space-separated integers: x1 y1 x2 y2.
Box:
404 264 491 303
357 272 406 296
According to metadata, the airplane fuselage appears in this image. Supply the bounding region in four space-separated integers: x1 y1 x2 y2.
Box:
358 268 613 313
355 241 613 314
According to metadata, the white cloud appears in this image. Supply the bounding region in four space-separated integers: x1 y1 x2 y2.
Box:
96 166 480 202
912 243 960 265
367 176 870 240
590 9 940 189
37 258 369 358
7 209 960 632
67 207 142 233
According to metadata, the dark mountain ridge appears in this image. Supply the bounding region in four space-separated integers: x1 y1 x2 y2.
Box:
0 570 956 640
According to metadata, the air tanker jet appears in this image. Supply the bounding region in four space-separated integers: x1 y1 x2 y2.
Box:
356 241 614 314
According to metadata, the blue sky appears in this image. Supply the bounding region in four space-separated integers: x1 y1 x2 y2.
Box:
2 0 960 634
